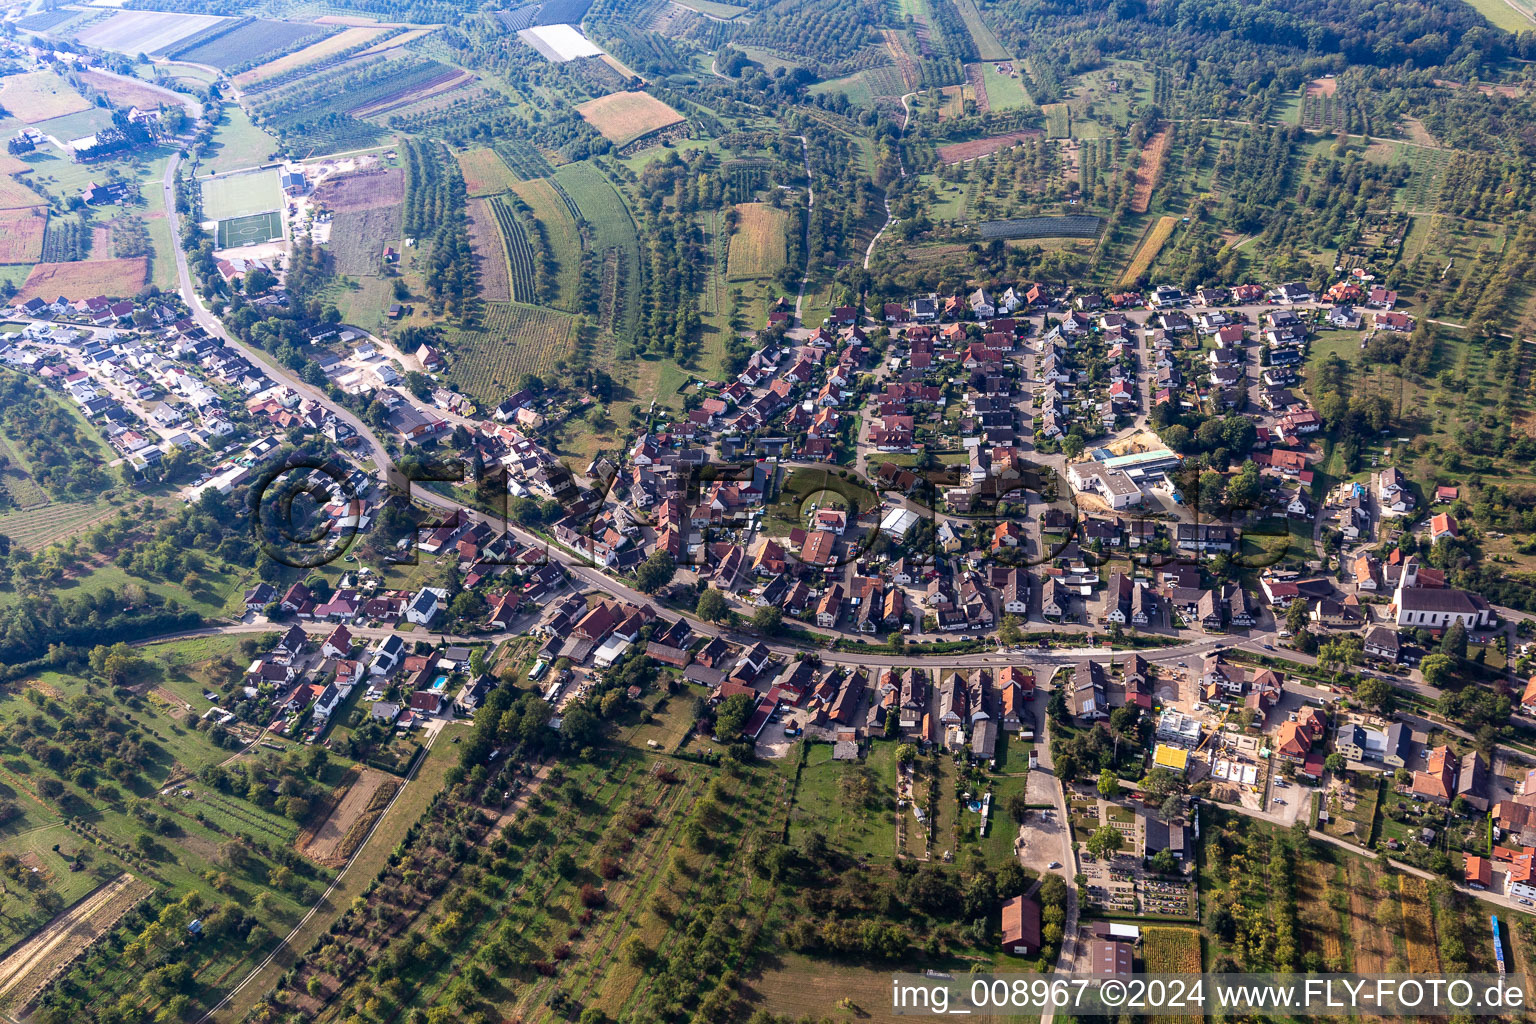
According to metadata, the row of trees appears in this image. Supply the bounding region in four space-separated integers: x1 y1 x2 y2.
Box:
403 138 478 322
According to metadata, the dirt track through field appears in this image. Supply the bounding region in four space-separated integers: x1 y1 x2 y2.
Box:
0 873 150 1013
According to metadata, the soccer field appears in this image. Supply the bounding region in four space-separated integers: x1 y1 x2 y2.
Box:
201 167 282 221
218 211 283 249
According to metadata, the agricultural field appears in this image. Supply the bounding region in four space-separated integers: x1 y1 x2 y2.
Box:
201 168 283 221
509 176 580 310
359 26 436 54
937 83 971 120
15 258 147 301
466 196 511 302
1130 124 1171 213
575 91 685 147
750 956 959 1024
811 72 876 111
0 176 45 212
936 129 1042 163
143 210 178 291
1141 926 1203 972
1120 214 1176 286
0 434 49 509
674 0 748 15
13 8 84 32
77 70 191 113
0 72 91 124
74 10 229 55
444 301 577 404
1399 875 1441 972
244 56 448 155
311 165 404 212
327 205 400 276
457 146 522 198
351 68 475 119
954 0 1009 59
1040 101 1070 137
295 767 398 867
1461 0 1536 32
0 496 117 551
0 207 48 265
233 26 385 87
217 211 284 249
726 202 788 280
173 19 328 70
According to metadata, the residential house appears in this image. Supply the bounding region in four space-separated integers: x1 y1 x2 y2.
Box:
1411 745 1458 805
1073 661 1108 721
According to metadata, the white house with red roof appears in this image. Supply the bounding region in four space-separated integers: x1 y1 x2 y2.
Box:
322 625 353 660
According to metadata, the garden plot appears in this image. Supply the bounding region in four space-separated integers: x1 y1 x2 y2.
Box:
75 10 229 54
201 167 283 221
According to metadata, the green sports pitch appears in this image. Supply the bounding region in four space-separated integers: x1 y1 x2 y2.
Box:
217 211 283 249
